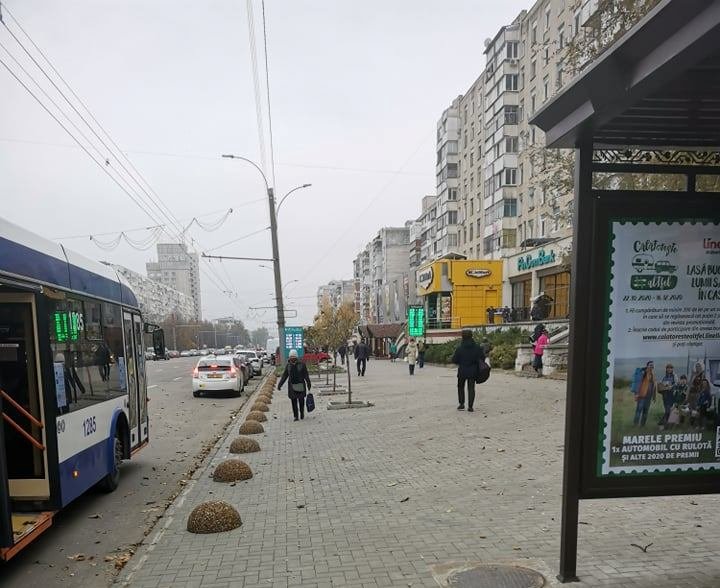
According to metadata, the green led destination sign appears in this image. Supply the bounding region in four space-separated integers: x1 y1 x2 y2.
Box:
407 306 425 337
53 311 81 342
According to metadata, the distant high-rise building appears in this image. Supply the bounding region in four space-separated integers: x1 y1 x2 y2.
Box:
109 264 195 324
317 280 355 313
353 227 411 325
146 243 202 320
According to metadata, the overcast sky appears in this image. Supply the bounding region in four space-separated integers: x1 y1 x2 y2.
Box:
1 0 528 330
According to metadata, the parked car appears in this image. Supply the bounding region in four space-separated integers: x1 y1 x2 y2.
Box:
231 354 251 387
199 349 209 356
238 350 262 376
189 348 199 356
168 350 180 359
154 347 170 360
192 356 243 397
145 347 156 361
303 351 331 364
180 350 192 357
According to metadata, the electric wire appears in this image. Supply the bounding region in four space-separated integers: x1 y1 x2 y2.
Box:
203 226 270 253
246 0 268 179
1 4 241 302
0 12 240 306
260 0 276 189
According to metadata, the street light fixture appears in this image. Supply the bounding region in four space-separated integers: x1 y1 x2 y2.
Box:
221 153 287 362
276 184 312 215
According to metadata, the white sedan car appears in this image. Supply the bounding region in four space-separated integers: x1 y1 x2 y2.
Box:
238 350 263 376
192 357 243 397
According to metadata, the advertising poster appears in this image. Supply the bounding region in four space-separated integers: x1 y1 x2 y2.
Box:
283 326 304 358
601 221 720 475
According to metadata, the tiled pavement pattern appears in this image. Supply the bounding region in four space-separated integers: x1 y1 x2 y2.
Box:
120 361 720 587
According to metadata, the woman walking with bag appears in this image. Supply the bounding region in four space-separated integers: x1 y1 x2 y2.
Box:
451 329 485 412
277 349 312 421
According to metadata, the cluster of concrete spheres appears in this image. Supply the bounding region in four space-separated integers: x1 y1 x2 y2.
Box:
186 374 277 534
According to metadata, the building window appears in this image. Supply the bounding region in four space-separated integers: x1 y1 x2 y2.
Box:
544 46 550 65
448 188 458 200
504 168 517 186
530 59 537 79
543 75 550 100
505 74 518 91
447 211 458 225
504 198 517 216
505 136 518 153
531 93 536 115
540 271 571 318
447 233 459 247
502 228 517 248
506 41 518 59
558 27 565 50
545 6 551 29
531 22 537 44
504 105 519 124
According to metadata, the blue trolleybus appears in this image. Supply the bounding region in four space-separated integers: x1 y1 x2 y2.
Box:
0 217 161 560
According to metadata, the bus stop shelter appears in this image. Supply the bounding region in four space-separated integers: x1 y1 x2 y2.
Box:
531 0 720 582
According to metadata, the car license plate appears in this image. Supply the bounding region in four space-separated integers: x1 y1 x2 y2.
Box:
207 373 222 379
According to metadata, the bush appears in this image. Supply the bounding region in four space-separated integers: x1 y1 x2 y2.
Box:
424 340 459 364
489 344 516 369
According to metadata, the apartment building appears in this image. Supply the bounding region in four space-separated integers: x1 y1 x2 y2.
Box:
109 263 195 325
146 243 202 320
316 279 354 313
352 226 411 325
434 98 462 258
450 0 592 319
458 73 485 260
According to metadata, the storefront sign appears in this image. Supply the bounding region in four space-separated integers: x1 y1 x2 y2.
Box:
465 268 492 278
417 267 434 290
517 249 556 272
600 221 720 476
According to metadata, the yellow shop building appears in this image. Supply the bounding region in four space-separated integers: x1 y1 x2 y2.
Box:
415 257 503 329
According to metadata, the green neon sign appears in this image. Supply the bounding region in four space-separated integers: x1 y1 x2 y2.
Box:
407 306 425 337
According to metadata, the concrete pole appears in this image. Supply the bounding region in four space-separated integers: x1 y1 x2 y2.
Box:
267 187 286 365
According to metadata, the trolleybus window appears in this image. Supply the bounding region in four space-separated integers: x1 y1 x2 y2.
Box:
48 295 127 414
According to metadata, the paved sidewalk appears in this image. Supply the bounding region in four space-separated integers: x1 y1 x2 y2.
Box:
120 361 720 588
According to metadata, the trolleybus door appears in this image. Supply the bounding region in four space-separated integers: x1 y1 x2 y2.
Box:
0 294 50 553
132 314 148 444
122 311 139 447
0 295 49 499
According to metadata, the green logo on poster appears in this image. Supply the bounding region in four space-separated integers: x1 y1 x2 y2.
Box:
630 275 677 290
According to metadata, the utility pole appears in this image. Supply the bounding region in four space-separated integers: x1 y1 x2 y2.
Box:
267 187 286 363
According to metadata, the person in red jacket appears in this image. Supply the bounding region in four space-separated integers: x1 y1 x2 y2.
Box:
532 329 549 377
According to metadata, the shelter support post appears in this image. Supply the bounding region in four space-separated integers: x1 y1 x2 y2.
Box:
558 139 594 583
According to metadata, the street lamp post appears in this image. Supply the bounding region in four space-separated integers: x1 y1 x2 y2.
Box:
221 156 311 363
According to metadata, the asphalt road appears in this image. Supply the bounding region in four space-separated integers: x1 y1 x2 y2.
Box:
2 356 263 587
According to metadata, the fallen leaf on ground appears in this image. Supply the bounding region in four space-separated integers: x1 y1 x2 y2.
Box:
87 513 102 519
67 553 86 561
400 497 410 503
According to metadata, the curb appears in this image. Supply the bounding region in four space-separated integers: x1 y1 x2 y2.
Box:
117 372 274 586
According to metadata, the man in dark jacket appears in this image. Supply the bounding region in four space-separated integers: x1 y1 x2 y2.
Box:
354 339 371 377
277 349 312 421
451 329 485 412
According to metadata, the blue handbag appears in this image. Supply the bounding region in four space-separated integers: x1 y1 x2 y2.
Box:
306 393 315 412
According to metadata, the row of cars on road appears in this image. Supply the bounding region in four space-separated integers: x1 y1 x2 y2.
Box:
191 348 272 397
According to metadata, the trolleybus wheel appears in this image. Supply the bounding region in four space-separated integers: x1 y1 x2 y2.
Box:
99 433 122 492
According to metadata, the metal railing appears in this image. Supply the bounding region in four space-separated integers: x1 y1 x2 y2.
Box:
0 389 45 451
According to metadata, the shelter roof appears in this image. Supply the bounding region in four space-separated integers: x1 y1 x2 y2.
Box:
531 0 720 148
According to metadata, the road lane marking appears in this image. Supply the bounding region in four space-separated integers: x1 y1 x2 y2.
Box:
173 376 182 381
